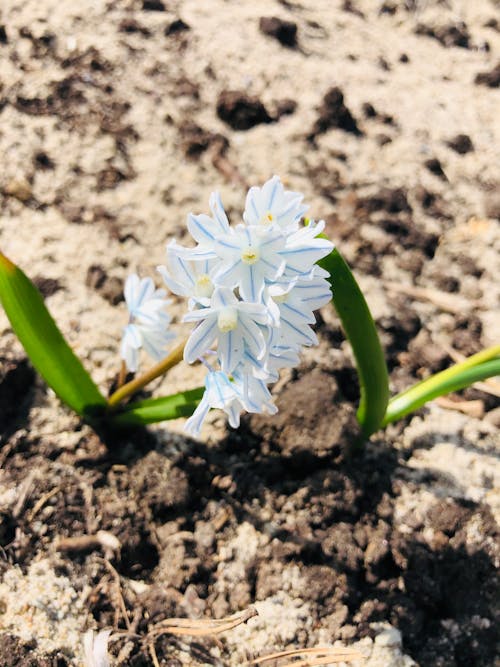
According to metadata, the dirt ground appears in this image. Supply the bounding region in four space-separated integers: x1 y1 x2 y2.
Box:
0 0 499 665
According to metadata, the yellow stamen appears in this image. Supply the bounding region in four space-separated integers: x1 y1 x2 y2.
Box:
259 211 275 225
217 307 238 332
195 274 213 298
241 247 260 265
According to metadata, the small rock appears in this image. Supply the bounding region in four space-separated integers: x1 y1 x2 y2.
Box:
85 265 124 305
165 18 190 36
379 2 397 15
475 61 500 88
342 0 365 18
0 25 7 44
446 133 474 154
259 16 298 48
424 157 447 180
216 90 273 130
483 18 499 31
484 188 500 220
399 52 409 63
142 0 165 10
96 165 128 191
374 626 402 647
178 121 228 159
85 264 107 290
484 406 500 428
99 276 124 306
378 56 391 71
376 133 392 146
362 102 377 118
118 19 151 36
275 98 297 118
357 187 411 214
33 276 63 298
33 151 55 170
3 178 32 202
415 22 470 49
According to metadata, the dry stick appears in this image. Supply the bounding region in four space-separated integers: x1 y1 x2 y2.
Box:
384 281 478 314
116 360 127 391
148 643 161 667
279 657 361 667
108 339 187 408
435 337 500 398
13 470 37 518
55 531 120 555
26 486 60 522
250 646 364 665
100 558 132 632
435 396 485 418
149 606 258 637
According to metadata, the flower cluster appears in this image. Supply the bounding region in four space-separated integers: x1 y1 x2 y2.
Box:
157 176 334 435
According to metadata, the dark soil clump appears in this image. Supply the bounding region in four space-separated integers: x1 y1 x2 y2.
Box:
415 22 471 49
308 87 362 141
475 61 500 88
446 133 474 154
259 17 298 48
216 91 273 130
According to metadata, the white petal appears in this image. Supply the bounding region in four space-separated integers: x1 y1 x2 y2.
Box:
184 317 218 363
209 191 230 233
239 264 265 303
133 277 155 310
140 327 174 361
210 286 238 310
243 185 262 225
218 329 244 375
211 259 242 290
124 273 140 310
93 630 112 667
187 213 219 245
183 307 217 323
239 315 267 359
261 175 282 211
185 396 211 437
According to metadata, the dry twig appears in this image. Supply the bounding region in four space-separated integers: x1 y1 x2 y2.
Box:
26 486 60 522
250 646 364 666
385 281 477 314
149 606 258 637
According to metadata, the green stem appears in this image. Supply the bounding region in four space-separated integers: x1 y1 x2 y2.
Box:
109 387 204 427
319 248 390 438
382 345 500 425
108 339 187 408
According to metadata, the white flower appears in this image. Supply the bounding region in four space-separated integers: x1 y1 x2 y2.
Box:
82 629 111 667
157 240 215 307
187 190 230 247
183 287 269 374
121 274 175 372
211 224 287 303
279 219 334 279
266 272 333 351
232 370 278 415
243 175 308 231
185 371 244 436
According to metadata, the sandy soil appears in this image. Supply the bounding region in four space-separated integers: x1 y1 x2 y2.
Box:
0 0 499 665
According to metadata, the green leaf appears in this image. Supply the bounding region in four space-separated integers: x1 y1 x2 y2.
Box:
319 248 389 437
0 252 106 418
383 350 500 425
108 387 204 427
